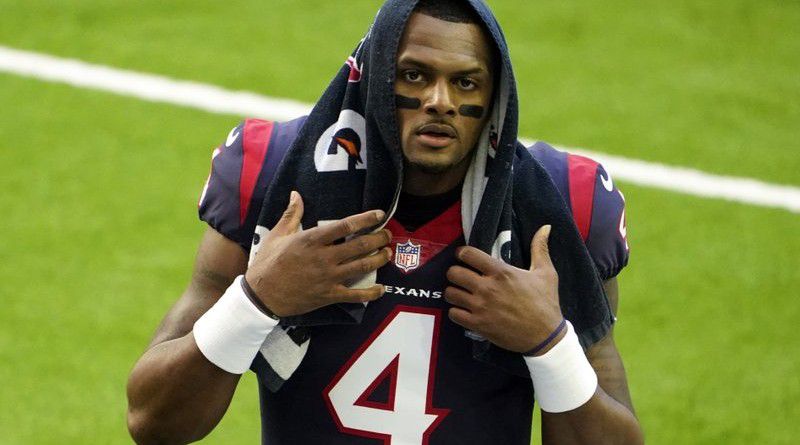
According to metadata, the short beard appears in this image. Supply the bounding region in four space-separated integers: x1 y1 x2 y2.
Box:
404 149 476 175
405 159 454 175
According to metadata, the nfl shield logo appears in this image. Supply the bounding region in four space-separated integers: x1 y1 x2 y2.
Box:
395 240 421 272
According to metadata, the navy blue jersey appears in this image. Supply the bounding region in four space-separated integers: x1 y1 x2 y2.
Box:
252 202 535 444
198 119 630 444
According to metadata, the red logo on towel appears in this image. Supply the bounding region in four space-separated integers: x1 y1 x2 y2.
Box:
346 56 362 83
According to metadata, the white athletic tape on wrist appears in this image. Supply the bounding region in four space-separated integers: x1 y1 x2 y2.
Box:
193 275 279 374
524 320 598 413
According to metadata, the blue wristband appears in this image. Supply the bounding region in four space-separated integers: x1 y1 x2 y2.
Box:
523 318 567 357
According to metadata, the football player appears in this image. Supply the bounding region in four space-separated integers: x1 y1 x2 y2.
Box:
127 1 642 444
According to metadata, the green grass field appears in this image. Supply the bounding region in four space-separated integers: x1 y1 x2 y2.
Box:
1 1 798 444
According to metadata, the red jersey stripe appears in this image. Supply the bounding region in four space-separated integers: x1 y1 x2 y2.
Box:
567 154 599 242
240 119 274 225
385 201 462 272
385 200 462 245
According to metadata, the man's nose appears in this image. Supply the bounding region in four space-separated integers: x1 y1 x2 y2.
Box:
424 80 456 117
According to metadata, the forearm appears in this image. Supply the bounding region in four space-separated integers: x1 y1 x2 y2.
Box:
126 333 241 445
541 387 643 445
524 320 642 444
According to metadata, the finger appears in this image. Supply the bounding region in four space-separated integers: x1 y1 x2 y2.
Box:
329 284 386 304
331 229 392 263
530 224 554 271
272 191 304 236
446 265 482 293
336 247 392 280
315 209 385 245
448 307 478 331
443 286 477 311
456 246 503 275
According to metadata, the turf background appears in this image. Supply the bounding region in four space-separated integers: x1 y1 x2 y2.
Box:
1 1 798 444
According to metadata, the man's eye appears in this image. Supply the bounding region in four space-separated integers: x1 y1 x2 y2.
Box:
457 78 476 90
404 70 423 82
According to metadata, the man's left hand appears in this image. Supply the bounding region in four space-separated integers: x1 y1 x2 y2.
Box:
445 224 564 353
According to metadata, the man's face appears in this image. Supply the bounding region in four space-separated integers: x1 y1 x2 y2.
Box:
395 13 494 178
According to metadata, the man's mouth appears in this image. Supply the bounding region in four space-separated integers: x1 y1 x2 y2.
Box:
416 123 457 148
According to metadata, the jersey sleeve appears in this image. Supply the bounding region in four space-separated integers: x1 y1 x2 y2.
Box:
565 154 630 280
198 117 305 251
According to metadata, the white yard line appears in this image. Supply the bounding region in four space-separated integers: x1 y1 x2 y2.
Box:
2 45 798 214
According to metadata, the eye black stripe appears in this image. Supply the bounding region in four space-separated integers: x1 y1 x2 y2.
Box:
459 105 485 119
395 94 422 110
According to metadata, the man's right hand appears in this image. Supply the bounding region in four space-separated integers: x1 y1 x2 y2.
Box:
244 191 392 318
127 193 392 444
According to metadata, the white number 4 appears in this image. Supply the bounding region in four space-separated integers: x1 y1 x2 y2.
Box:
324 306 450 444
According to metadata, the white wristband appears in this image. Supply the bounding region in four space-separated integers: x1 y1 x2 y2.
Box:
193 275 279 374
523 320 598 413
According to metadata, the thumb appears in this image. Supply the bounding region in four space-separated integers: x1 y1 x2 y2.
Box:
273 191 304 235
530 224 554 271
